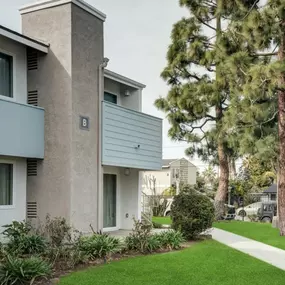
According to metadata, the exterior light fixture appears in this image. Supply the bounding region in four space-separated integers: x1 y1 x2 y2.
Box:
124 168 131 176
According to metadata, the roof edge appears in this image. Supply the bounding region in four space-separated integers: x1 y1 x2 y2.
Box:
20 0 106 22
104 69 146 89
0 25 49 53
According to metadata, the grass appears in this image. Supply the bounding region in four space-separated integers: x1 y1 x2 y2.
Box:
59 240 285 285
214 221 285 250
152 216 172 225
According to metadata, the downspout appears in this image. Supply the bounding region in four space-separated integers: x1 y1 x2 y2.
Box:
97 58 109 232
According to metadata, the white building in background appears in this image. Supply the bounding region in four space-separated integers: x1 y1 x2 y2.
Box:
142 158 197 195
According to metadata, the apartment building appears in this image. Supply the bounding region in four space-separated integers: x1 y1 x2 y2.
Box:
0 0 162 233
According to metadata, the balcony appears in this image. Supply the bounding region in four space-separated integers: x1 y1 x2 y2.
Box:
102 102 162 170
0 98 44 159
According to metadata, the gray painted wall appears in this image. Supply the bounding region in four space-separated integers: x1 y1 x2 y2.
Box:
102 101 162 170
22 3 103 232
0 99 44 158
70 4 103 232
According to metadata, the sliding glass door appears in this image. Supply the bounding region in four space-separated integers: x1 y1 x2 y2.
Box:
103 174 117 228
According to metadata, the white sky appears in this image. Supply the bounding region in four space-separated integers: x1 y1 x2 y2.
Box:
0 0 209 170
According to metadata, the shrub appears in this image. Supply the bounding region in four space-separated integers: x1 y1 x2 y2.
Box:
7 234 48 255
2 221 32 240
145 235 161 252
157 230 184 250
78 234 120 259
45 246 89 269
40 215 72 247
0 255 51 285
125 219 152 253
171 187 215 240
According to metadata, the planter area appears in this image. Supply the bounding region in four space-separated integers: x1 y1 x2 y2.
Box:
0 218 185 285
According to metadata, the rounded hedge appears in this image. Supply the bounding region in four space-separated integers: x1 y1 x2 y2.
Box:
171 187 215 240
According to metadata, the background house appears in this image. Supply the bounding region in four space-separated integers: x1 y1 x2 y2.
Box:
262 184 277 201
142 158 197 195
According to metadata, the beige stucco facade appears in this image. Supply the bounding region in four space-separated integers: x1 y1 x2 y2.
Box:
21 2 103 232
0 0 162 234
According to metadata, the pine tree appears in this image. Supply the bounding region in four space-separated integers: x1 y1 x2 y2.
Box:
155 0 258 218
222 1 285 234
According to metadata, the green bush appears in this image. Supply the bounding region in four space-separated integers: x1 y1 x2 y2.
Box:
125 219 153 253
7 234 48 255
145 235 161 252
157 230 185 250
2 221 32 240
171 187 215 240
0 255 51 285
78 234 120 259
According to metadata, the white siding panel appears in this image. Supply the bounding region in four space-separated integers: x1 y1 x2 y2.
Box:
102 102 162 170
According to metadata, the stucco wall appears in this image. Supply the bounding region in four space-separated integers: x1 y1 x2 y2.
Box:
22 3 104 232
70 4 103 232
0 35 27 104
119 168 140 229
0 157 26 231
22 4 73 223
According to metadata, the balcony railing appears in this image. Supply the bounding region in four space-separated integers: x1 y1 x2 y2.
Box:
102 101 162 170
0 98 44 159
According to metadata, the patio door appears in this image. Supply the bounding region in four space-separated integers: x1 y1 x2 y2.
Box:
103 174 117 229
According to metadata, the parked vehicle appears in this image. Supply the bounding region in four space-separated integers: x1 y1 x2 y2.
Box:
236 202 262 217
164 198 173 216
257 202 277 223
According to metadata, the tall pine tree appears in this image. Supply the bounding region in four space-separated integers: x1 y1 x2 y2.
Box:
155 0 258 218
222 1 285 233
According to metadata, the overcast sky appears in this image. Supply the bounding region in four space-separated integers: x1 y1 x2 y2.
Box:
0 0 208 170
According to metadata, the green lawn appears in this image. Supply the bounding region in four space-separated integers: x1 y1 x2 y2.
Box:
59 240 285 285
214 221 285 250
152 216 172 225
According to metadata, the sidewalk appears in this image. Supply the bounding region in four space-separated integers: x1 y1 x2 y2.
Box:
212 228 285 270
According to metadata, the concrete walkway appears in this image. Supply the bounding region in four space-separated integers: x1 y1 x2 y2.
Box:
212 228 285 270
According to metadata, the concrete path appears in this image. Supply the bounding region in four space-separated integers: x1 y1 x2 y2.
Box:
212 228 285 270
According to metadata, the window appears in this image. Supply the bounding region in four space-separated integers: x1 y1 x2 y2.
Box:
0 163 13 206
0 52 13 98
104 92 117 104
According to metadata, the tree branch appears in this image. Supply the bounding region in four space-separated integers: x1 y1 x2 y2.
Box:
197 17 216 31
252 52 278 57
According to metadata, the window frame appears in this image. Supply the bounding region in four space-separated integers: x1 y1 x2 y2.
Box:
104 92 118 104
0 160 15 209
0 48 16 101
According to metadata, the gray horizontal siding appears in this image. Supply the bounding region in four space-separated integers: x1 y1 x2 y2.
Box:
102 102 162 170
0 99 44 159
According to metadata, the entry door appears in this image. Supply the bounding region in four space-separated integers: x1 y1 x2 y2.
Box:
103 174 117 228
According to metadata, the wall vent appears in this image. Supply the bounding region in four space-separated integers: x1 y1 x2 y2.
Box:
27 90 38 106
27 159 37 176
27 48 38 70
27 202 37 219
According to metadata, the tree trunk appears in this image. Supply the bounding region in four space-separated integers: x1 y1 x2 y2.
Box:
213 6 229 219
278 29 285 235
214 138 229 219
